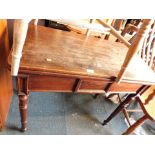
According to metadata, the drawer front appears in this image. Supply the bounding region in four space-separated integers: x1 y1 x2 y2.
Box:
77 79 109 93
107 82 142 93
28 75 76 92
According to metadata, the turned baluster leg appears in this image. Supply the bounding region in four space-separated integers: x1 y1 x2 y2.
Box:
16 76 29 132
18 94 28 132
102 94 135 126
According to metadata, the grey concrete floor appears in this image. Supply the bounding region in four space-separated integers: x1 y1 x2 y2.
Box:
1 79 154 135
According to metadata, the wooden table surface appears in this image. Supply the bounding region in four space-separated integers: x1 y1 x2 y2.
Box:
8 25 155 85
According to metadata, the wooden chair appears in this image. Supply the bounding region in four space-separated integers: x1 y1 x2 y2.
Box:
106 20 142 102
8 19 155 131
34 19 112 37
116 20 155 83
116 20 142 43
123 85 155 135
34 19 119 40
104 85 155 135
102 20 155 134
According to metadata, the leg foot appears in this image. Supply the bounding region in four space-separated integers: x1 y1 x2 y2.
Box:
94 94 99 99
102 121 107 126
21 127 27 132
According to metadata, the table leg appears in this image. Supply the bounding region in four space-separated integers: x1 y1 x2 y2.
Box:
18 94 28 132
17 76 29 132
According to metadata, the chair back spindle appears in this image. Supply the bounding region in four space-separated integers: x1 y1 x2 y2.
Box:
116 19 155 83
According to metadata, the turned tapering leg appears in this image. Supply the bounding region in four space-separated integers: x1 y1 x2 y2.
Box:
102 101 126 126
17 76 29 132
102 94 135 126
18 94 28 132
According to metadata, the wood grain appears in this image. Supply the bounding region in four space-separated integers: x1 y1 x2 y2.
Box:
0 20 13 129
8 25 155 84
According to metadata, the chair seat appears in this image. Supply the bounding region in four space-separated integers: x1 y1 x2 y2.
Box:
52 19 111 35
8 25 155 83
140 86 155 120
144 100 155 120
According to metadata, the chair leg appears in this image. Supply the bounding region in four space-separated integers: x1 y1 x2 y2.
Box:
104 34 110 40
122 108 131 126
102 94 135 126
102 102 125 125
122 115 148 135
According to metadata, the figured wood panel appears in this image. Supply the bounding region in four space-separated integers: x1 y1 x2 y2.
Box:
0 20 13 129
77 79 110 93
28 75 76 92
107 82 141 93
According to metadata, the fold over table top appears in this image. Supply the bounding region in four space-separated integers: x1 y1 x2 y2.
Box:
8 25 155 85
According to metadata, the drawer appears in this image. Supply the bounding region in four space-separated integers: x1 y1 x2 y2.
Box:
107 82 142 93
77 79 109 93
28 75 76 92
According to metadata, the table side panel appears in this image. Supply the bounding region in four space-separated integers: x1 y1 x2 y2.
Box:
107 82 142 93
28 75 77 92
77 79 110 93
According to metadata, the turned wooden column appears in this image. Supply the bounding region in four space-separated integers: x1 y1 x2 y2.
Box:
11 19 31 76
16 76 29 132
19 94 28 132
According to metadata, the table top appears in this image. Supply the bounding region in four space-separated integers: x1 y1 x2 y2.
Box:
8 25 155 84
